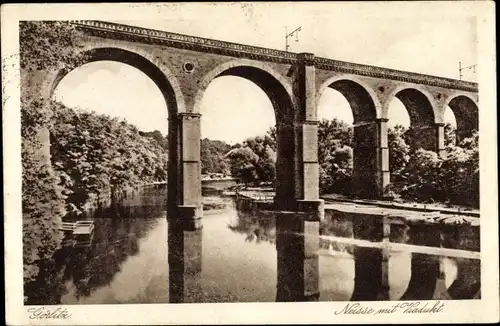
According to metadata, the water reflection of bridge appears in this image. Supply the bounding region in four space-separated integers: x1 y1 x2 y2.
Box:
229 208 480 301
25 189 480 304
165 182 480 302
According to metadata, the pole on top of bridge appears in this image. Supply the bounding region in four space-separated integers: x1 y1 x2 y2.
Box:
285 26 301 52
459 61 477 80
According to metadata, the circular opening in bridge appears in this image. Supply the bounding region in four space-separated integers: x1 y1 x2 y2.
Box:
183 62 195 73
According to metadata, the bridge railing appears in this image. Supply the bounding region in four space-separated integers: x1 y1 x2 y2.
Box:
69 20 478 92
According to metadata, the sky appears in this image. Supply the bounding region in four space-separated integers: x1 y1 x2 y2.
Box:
53 3 477 144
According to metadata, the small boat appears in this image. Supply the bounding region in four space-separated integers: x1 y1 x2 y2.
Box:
59 220 95 235
73 221 95 235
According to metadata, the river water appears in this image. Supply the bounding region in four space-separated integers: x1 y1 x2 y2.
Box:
25 185 472 304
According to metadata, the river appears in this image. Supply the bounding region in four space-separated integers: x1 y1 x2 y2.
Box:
25 184 469 304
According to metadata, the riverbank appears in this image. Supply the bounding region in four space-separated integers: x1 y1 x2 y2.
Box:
203 196 230 211
229 187 479 217
321 193 480 217
233 188 480 236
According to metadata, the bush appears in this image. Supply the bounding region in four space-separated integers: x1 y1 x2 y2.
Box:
400 134 479 208
20 21 86 284
388 125 410 181
400 148 442 202
22 129 66 282
50 103 169 214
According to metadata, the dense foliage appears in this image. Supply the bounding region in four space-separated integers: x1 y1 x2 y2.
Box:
20 21 86 284
226 132 276 185
317 119 354 195
225 118 478 208
401 131 479 207
388 124 411 181
139 130 169 150
201 138 231 175
50 103 169 215
21 130 67 282
20 21 87 72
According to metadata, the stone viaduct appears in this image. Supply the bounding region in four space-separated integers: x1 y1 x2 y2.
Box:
31 20 479 302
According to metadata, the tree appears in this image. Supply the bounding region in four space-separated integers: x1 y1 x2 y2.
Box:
440 132 479 207
319 144 354 195
20 21 87 72
444 123 457 146
388 125 410 181
439 145 476 205
400 148 442 202
266 127 277 151
317 118 354 195
200 138 231 175
255 145 277 183
318 118 353 148
140 130 168 150
459 130 479 150
226 132 279 186
20 21 86 284
226 147 259 185
247 136 277 183
50 103 170 214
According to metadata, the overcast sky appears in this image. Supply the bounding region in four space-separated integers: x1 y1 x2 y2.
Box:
53 3 476 144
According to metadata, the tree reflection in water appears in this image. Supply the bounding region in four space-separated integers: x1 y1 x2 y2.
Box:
228 208 359 253
228 210 276 244
24 187 166 305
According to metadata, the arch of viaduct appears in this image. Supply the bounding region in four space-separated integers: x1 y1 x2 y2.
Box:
29 20 479 302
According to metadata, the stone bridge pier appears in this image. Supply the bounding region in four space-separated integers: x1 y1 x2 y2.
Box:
167 112 203 303
274 53 324 301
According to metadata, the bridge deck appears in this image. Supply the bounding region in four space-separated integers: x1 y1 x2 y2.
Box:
71 20 477 92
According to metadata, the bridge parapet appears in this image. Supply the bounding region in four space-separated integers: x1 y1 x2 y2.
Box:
315 56 478 92
70 20 299 63
70 20 478 93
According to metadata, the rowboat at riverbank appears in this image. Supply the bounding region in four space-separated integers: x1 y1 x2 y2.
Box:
59 220 95 235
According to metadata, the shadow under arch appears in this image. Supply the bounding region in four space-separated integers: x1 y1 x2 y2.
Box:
447 94 479 142
388 87 439 152
195 60 297 209
317 75 382 122
49 47 185 116
400 255 481 301
317 76 382 199
194 60 296 123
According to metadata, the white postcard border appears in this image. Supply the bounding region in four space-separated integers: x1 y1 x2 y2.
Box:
2 2 498 325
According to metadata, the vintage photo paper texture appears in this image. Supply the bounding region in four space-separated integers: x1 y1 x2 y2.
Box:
2 2 498 325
